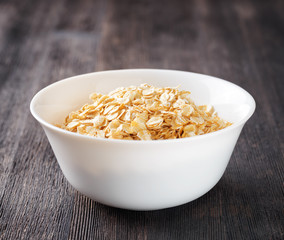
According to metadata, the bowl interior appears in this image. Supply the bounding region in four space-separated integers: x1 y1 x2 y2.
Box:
30 69 255 127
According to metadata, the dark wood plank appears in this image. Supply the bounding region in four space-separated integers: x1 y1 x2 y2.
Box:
0 0 283 239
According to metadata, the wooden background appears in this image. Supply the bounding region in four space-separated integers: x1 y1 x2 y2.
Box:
0 0 283 239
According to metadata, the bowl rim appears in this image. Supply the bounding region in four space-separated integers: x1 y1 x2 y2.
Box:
30 68 256 144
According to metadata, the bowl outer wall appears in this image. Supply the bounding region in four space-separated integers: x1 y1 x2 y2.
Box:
41 123 243 210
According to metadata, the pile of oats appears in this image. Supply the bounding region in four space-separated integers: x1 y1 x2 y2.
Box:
59 84 232 140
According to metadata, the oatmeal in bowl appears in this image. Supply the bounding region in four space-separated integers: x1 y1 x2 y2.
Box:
59 84 232 140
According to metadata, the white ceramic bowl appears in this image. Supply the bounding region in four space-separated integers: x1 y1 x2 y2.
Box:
30 69 255 210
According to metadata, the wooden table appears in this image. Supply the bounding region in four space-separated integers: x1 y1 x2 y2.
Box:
1 0 283 239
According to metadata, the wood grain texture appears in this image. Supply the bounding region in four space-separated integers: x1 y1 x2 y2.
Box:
0 0 283 239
